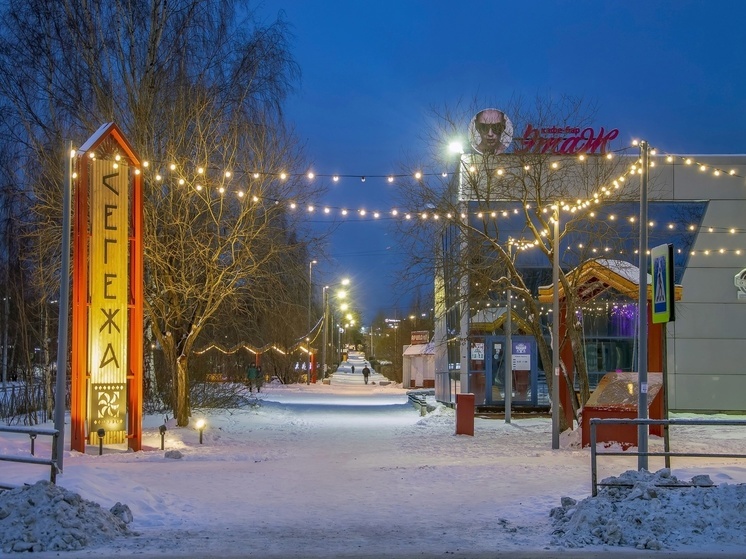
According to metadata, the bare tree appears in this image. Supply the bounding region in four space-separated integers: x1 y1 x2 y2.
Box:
395 96 637 427
0 0 323 426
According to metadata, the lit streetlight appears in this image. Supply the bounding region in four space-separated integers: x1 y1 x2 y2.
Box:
307 260 317 384
322 278 350 379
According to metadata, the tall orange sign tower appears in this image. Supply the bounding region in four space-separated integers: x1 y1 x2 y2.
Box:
71 123 144 452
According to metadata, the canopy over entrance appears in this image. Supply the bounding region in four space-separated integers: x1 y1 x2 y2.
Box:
537 259 683 303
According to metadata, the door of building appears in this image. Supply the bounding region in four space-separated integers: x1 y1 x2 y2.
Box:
485 336 539 406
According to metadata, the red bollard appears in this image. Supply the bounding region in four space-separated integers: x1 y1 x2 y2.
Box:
455 393 475 436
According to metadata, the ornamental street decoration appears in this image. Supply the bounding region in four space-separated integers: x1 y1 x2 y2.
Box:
735 268 746 301
71 123 144 452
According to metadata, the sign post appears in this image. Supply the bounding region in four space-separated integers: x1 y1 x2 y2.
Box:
71 123 143 453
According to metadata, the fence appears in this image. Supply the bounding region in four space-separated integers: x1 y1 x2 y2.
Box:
590 417 746 496
0 425 60 489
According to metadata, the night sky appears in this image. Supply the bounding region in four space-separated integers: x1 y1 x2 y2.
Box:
257 0 746 322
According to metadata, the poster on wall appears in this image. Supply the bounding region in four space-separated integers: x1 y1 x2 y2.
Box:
470 342 485 361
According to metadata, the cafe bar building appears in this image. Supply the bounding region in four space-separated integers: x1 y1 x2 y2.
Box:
432 145 746 415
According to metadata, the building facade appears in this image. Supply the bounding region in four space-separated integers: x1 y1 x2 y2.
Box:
433 153 746 413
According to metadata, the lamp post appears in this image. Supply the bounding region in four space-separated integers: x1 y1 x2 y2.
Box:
551 207 560 449
54 144 74 471
505 241 514 424
637 140 650 470
322 279 350 379
321 286 329 380
307 260 317 385
503 238 537 424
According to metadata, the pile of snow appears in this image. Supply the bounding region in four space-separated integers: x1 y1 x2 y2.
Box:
551 468 746 550
0 481 133 553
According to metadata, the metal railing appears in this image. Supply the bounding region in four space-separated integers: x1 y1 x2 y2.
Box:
0 425 60 489
590 417 746 496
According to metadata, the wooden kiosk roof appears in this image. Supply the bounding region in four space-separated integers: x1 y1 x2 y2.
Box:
537 259 683 303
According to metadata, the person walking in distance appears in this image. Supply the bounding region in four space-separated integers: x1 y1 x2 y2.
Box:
247 362 258 393
362 364 370 385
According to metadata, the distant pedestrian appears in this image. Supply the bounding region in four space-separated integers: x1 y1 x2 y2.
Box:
247 363 258 393
351 365 355 375
362 365 370 385
256 366 263 392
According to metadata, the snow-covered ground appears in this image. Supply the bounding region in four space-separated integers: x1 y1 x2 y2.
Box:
1 381 746 557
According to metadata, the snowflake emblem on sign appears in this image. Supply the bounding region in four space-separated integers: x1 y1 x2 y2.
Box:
98 390 121 418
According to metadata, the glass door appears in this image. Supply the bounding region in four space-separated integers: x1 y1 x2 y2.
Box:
485 336 538 406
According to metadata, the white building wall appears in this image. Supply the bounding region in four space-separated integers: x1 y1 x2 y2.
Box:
657 156 746 411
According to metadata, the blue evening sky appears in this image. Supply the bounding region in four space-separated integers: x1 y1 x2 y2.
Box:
257 0 746 322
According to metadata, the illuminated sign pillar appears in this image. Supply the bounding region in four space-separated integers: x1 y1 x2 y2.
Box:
71 123 144 452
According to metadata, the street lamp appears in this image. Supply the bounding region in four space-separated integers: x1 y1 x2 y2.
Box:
307 260 317 385
196 418 206 444
551 207 560 449
504 240 515 424
337 325 344 363
322 279 350 379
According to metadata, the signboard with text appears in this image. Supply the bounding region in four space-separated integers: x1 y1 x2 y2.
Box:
71 122 144 453
515 124 619 155
88 160 129 436
411 331 430 344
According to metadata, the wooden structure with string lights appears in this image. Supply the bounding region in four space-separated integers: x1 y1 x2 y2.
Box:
71 123 144 452
538 259 682 429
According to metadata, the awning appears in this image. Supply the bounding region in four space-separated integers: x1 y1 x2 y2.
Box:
403 342 434 356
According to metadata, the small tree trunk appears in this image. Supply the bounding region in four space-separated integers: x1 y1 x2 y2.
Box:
176 354 189 426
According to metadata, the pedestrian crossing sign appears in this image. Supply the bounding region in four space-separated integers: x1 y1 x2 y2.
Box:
651 243 675 323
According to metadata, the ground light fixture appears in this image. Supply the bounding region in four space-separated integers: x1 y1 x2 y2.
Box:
96 428 105 455
195 419 206 444
159 424 167 450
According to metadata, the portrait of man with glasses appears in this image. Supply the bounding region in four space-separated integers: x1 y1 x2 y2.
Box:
470 108 513 154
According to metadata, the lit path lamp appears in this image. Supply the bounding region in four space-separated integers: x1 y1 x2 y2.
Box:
195 419 206 444
96 428 105 456
159 424 167 450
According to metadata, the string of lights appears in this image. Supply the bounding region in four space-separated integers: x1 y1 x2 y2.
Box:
79 141 743 219
78 142 746 262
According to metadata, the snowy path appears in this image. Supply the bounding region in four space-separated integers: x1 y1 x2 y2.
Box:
7 383 746 558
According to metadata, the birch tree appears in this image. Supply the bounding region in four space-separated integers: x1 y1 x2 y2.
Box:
0 0 319 426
